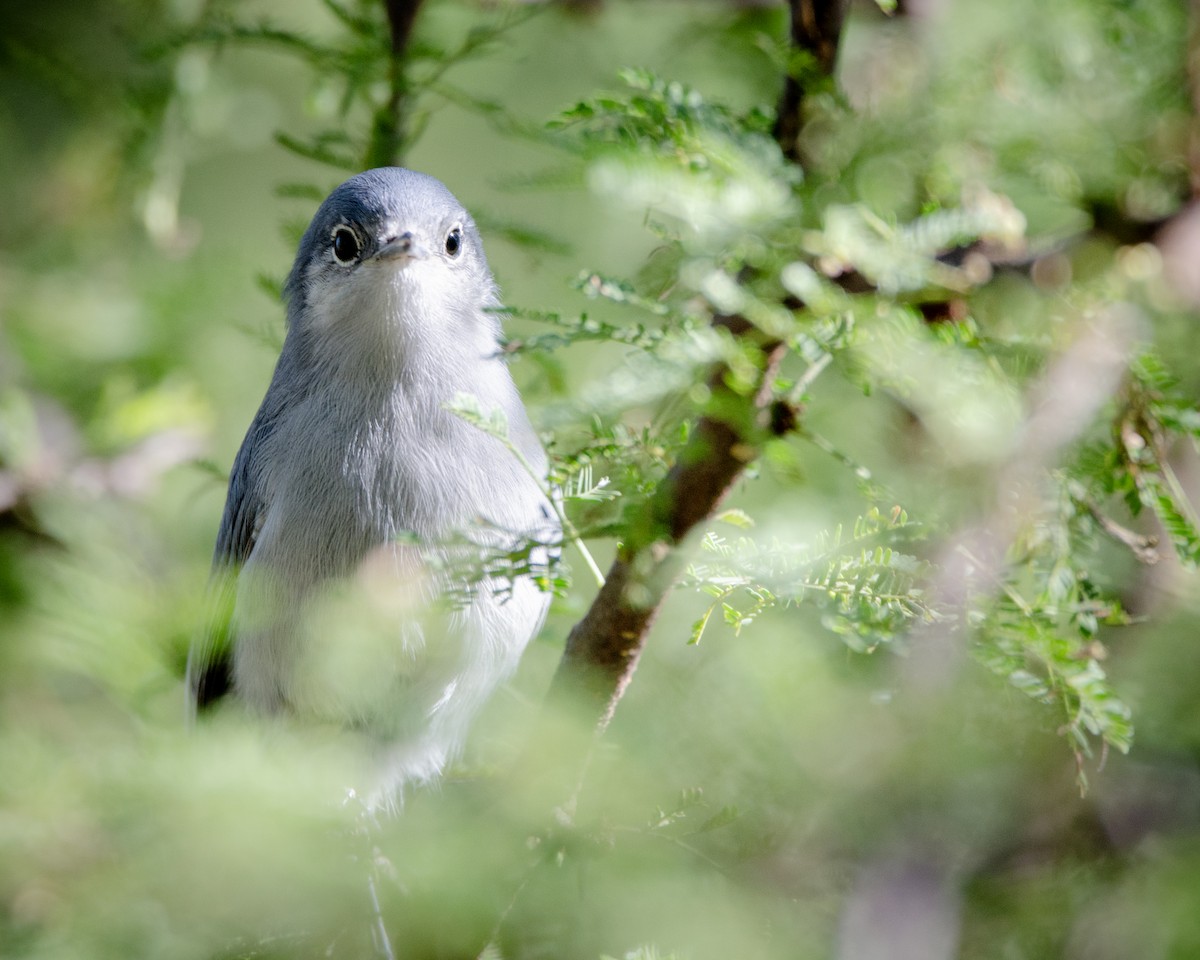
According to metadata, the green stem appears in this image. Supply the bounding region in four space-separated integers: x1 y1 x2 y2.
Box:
505 440 607 589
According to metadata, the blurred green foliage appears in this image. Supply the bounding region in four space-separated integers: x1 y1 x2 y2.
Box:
3 1 1200 958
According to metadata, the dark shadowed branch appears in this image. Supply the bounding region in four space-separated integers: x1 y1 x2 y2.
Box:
365 0 426 167
772 0 851 163
384 0 423 55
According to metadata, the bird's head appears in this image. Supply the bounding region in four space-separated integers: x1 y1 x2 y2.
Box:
284 168 501 365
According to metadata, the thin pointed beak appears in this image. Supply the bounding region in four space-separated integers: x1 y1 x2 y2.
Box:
374 232 430 262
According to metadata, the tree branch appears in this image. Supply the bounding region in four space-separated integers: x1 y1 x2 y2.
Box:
772 0 851 163
365 0 426 168
384 0 423 55
546 319 790 731
540 0 851 769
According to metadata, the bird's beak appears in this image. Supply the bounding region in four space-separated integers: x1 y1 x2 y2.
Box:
374 232 430 263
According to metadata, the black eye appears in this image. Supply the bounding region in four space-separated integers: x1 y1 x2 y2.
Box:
332 227 361 264
445 227 462 258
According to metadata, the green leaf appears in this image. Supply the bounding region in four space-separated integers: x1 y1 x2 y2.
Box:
689 804 740 835
445 392 510 442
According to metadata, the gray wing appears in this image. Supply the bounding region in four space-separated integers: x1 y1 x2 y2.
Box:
187 333 313 718
185 406 276 717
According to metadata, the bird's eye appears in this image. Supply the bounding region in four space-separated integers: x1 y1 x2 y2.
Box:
445 227 462 258
331 227 362 264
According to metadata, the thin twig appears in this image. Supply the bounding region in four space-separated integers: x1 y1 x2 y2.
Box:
1076 495 1160 565
365 0 425 167
789 351 833 403
384 0 423 55
368 871 397 960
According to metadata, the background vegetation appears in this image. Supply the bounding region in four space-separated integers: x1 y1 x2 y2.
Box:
3 0 1200 957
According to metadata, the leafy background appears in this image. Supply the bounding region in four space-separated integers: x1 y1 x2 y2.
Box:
3 0 1200 958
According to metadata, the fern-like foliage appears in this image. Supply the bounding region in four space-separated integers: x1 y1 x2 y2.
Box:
537 68 1200 781
166 0 539 189
681 507 937 650
550 67 786 178
970 475 1137 781
1109 353 1200 567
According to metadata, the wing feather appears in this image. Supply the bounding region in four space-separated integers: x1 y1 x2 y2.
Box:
186 406 276 718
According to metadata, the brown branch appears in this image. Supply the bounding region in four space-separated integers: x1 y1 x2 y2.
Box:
546 318 790 731
538 0 844 781
772 0 851 162
365 0 426 168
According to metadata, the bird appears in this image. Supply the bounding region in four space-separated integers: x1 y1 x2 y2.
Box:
187 167 558 803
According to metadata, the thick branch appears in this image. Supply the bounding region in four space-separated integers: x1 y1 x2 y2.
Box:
541 3 848 741
535 0 841 799
772 0 851 161
547 321 789 730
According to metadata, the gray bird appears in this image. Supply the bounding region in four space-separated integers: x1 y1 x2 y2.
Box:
188 167 557 801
